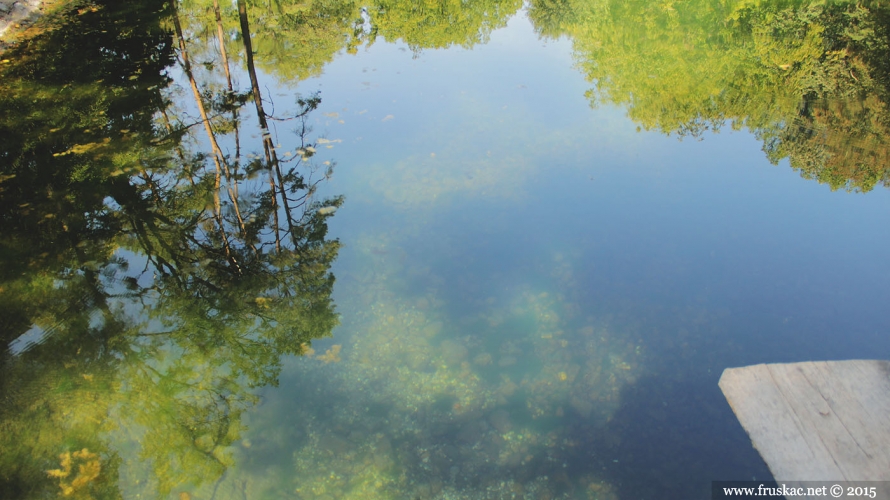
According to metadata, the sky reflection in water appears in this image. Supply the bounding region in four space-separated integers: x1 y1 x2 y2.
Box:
3 2 890 499
217 12 890 500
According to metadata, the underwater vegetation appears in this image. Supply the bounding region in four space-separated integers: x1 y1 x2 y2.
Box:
209 232 644 499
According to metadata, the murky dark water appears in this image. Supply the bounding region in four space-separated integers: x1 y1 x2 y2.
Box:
2 0 890 498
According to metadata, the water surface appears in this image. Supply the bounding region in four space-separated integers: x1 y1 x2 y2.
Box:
2 0 890 499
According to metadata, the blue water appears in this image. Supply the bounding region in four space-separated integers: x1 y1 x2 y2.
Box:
194 11 890 500
5 4 890 499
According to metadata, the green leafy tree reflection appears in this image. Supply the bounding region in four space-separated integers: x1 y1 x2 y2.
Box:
366 0 522 52
172 0 524 83
0 0 341 497
530 0 890 191
171 0 367 83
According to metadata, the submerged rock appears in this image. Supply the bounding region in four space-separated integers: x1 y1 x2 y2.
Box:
0 0 43 48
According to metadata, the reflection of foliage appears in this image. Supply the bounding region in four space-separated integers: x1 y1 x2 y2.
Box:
0 311 126 499
175 0 523 81
174 0 365 82
367 0 522 52
526 0 581 39
1 0 341 498
768 95 890 191
0 0 174 349
0 5 172 490
247 0 366 80
541 0 890 191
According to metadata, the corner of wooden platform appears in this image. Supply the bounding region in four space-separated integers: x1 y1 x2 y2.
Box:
719 360 890 481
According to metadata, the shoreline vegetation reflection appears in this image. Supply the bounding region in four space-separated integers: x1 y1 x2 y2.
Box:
6 0 886 191
550 0 890 192
1 0 341 497
0 0 889 498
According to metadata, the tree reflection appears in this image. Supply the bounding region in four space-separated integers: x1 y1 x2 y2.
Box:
0 0 341 497
8 0 890 496
366 0 522 52
182 0 524 80
529 0 890 191
177 0 366 83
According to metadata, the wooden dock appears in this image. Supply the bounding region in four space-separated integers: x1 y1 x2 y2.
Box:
719 360 890 481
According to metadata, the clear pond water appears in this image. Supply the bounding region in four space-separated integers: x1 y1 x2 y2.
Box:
2 0 890 498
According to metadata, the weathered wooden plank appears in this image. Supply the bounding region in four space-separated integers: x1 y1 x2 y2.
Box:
719 360 890 481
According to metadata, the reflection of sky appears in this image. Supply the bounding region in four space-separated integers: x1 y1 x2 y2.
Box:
190 9 890 500
297 10 890 361
298 11 634 191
